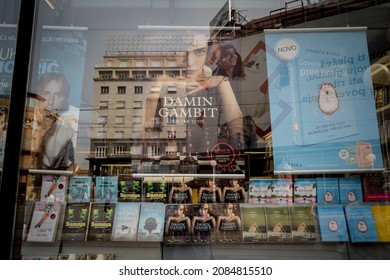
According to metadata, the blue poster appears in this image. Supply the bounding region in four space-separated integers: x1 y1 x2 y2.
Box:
37 26 88 108
0 24 17 96
264 28 383 174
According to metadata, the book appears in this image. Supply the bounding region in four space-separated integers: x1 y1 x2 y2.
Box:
61 202 91 241
168 182 193 204
86 253 115 260
240 204 268 242
144 180 168 203
26 199 62 242
57 253 86 260
190 203 217 243
40 175 67 202
117 175 142 202
316 177 339 203
338 177 363 203
248 179 272 203
137 203 165 242
68 176 92 203
293 178 317 203
289 205 317 241
86 202 116 241
316 204 349 242
163 204 191 243
264 206 292 242
344 204 378 242
111 202 141 241
361 175 390 202
215 203 242 242
94 176 118 203
271 178 293 204
371 205 390 241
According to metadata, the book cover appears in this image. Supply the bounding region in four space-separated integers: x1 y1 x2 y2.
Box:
289 205 317 242
361 175 390 202
316 204 349 242
26 199 62 242
40 175 67 202
164 204 191 243
144 180 168 203
57 253 86 260
68 176 92 203
248 179 273 203
111 202 141 241
117 175 142 202
316 177 339 203
190 203 217 243
61 202 91 241
344 204 378 242
86 202 116 241
215 203 242 242
86 253 115 260
271 178 293 204
265 206 292 242
293 178 317 203
168 182 193 204
240 204 268 242
137 203 165 242
338 177 363 203
94 176 118 203
371 205 390 241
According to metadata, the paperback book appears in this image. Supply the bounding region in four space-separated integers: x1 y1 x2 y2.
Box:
265 206 292 242
316 204 349 242
240 204 268 242
111 202 141 241
338 177 363 203
137 203 165 242
164 204 191 243
248 179 273 204
61 202 91 241
68 176 92 203
293 178 317 203
41 175 67 202
190 203 217 243
289 205 317 241
371 205 390 241
344 204 378 242
215 203 242 242
361 175 389 202
87 202 116 241
144 181 168 203
316 177 339 203
271 178 293 204
117 175 142 202
94 176 118 203
26 199 62 242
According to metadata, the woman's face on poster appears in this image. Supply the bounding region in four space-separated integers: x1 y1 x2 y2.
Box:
219 47 238 70
186 34 208 81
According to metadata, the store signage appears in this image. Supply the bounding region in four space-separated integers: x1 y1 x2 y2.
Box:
265 27 384 174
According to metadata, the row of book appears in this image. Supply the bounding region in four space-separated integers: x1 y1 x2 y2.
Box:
249 176 390 204
26 174 390 204
24 200 390 244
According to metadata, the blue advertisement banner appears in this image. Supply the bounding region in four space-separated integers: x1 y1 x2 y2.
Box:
264 28 383 174
37 26 88 108
0 24 17 96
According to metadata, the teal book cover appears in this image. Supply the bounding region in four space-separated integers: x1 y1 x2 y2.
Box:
68 176 92 203
316 177 339 203
137 203 165 242
338 177 363 203
344 204 378 242
317 204 349 242
95 176 118 203
111 202 141 241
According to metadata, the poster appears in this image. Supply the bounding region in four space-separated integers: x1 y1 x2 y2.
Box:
0 24 17 96
265 27 383 174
